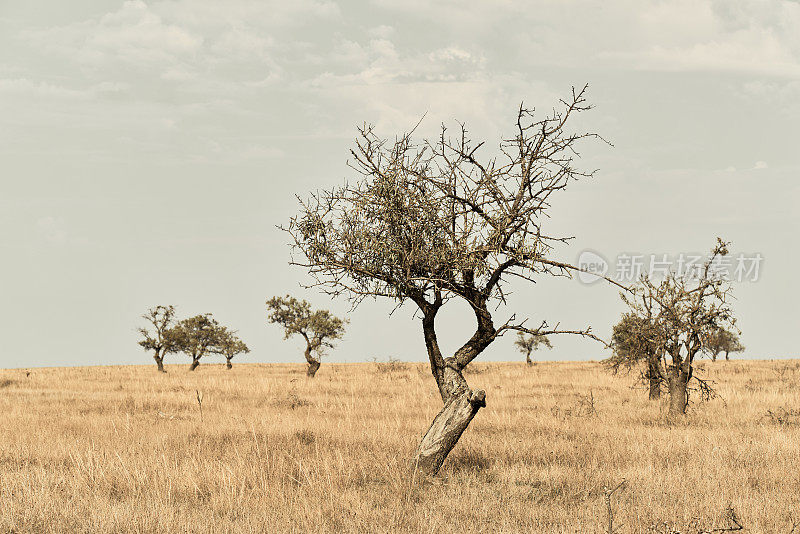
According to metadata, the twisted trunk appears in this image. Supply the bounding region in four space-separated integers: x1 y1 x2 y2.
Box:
412 301 493 476
305 345 320 378
189 358 200 371
414 386 486 475
154 351 166 373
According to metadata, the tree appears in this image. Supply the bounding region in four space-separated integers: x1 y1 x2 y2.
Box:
704 327 744 361
613 239 736 415
138 305 178 373
606 313 664 400
284 86 611 475
171 314 227 371
216 328 250 369
514 332 552 366
266 296 347 377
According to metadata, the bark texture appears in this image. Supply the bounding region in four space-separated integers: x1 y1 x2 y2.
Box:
411 303 494 476
414 388 486 475
305 346 320 378
154 354 166 373
226 358 232 370
646 356 660 400
648 375 660 400
189 359 200 371
526 353 533 367
667 369 689 415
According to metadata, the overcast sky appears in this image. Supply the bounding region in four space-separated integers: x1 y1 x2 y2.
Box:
1 0 798 368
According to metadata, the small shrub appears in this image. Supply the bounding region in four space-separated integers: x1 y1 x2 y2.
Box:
762 407 800 426
293 429 315 445
372 357 409 373
551 391 598 419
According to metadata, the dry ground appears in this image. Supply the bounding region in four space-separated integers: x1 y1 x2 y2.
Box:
1 359 799 533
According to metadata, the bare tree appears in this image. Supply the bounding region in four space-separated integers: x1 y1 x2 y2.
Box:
606 313 664 400
284 86 612 475
215 328 250 369
138 305 178 373
514 332 552 366
266 296 347 377
614 239 736 415
704 327 744 361
171 314 227 371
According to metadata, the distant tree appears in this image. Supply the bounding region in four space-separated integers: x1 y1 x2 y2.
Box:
138 305 178 373
283 86 613 475
606 313 664 400
611 239 736 415
514 332 552 366
216 328 250 369
171 314 227 371
266 296 347 377
704 327 744 361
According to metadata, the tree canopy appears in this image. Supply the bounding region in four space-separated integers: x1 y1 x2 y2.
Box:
171 314 228 371
514 332 552 366
703 327 744 361
285 86 612 474
266 295 347 377
609 238 737 414
215 327 250 369
138 305 178 373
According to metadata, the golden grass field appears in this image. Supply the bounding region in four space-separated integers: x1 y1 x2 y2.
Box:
1 359 798 533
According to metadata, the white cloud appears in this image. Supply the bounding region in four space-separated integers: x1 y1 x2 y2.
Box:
428 46 482 64
368 25 394 39
28 0 202 66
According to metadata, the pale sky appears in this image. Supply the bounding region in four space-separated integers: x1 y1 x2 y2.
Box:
1 0 798 368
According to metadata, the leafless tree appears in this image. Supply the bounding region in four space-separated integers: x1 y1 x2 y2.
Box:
514 332 552 366
138 305 178 373
266 296 347 377
284 86 614 475
612 239 736 415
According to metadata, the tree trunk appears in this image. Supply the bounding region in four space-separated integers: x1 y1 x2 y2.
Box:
646 356 660 400
413 383 486 476
304 345 320 377
189 359 200 371
648 374 660 400
725 351 730 361
226 358 232 370
411 302 494 476
668 370 688 415
711 352 717 362
526 353 533 366
154 354 166 373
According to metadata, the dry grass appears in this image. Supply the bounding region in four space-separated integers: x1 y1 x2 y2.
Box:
1 359 799 533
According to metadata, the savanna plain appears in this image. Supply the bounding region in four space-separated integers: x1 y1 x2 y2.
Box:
1 359 798 533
